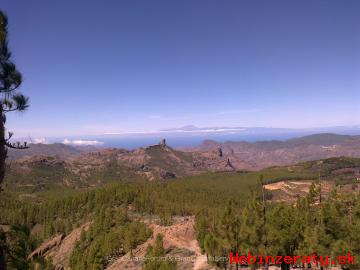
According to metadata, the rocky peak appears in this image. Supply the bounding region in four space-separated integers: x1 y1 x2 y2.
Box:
159 138 167 147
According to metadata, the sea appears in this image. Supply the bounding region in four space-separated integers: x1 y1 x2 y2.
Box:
35 126 360 149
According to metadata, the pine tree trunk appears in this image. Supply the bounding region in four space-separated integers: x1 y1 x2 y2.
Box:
0 250 5 270
0 107 5 186
0 107 7 270
0 231 6 270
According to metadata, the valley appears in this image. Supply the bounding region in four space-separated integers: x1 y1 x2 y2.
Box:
1 134 360 269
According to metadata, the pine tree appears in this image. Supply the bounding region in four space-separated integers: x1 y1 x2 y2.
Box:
143 234 176 270
0 10 29 189
239 192 264 255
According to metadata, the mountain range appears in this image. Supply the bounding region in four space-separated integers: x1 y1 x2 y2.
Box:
190 133 360 169
4 133 360 192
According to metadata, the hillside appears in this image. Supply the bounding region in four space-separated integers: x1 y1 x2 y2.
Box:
1 156 360 269
4 133 360 193
3 141 234 192
7 143 83 160
192 133 360 170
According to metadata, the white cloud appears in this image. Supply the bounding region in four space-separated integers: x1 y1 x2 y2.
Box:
32 138 48 144
62 139 104 146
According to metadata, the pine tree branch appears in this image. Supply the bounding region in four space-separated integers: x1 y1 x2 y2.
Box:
0 85 19 92
4 141 29 149
3 107 21 112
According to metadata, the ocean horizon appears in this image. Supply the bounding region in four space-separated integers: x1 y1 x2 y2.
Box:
41 128 360 149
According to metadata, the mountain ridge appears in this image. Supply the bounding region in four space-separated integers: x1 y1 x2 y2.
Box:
5 133 360 192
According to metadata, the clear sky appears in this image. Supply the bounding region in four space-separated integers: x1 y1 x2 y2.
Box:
2 0 360 137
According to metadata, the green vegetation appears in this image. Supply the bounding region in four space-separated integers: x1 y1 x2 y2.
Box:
300 157 360 174
0 225 53 270
261 157 360 185
3 160 145 194
196 189 360 269
4 162 68 194
144 145 193 177
143 234 176 270
0 157 359 269
70 207 152 269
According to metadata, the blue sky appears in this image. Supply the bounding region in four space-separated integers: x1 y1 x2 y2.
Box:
2 0 360 137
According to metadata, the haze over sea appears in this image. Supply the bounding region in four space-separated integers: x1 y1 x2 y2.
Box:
41 125 360 149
